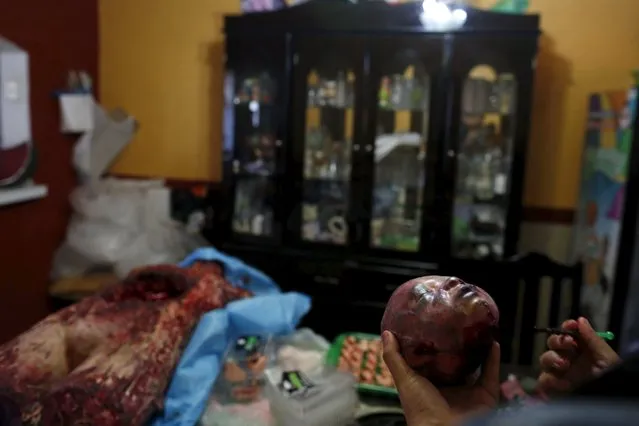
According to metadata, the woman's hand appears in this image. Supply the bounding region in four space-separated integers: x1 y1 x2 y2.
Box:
537 317 620 394
381 331 501 426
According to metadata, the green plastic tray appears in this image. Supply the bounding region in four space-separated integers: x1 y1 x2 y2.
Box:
326 332 398 397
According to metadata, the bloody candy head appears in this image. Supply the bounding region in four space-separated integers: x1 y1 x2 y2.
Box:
381 276 499 386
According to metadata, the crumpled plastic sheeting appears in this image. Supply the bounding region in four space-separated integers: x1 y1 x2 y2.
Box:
151 247 311 426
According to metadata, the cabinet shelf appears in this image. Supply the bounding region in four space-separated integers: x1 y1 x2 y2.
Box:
307 104 355 111
233 101 275 108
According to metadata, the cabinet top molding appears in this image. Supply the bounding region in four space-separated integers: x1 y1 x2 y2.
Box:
225 0 540 36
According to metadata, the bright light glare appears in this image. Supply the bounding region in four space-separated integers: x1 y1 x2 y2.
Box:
451 8 468 25
420 0 467 31
422 0 437 13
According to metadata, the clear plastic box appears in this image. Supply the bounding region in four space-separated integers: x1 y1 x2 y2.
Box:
274 328 330 352
264 366 358 426
214 335 274 404
273 328 330 377
199 398 275 426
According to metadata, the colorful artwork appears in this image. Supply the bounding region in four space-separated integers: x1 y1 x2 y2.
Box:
573 80 638 330
489 0 529 13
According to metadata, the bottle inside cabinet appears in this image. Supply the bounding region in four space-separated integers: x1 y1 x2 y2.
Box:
232 176 275 237
301 69 355 245
371 64 430 252
232 73 278 177
452 64 518 259
228 69 280 238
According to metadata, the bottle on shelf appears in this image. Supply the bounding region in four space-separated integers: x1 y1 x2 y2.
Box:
474 153 495 201
258 74 274 104
251 214 265 235
307 70 320 107
403 66 415 110
379 77 391 108
336 71 346 108
308 86 317 108
250 80 261 103
498 74 516 115
325 80 337 107
491 145 507 197
346 72 356 107
327 153 338 180
488 83 500 113
391 75 403 108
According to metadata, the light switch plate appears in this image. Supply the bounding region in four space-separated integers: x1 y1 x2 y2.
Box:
0 36 31 149
4 81 18 101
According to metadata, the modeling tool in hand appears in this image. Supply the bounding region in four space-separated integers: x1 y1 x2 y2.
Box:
533 327 615 341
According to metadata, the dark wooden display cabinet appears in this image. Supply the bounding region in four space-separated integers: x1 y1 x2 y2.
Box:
209 0 540 359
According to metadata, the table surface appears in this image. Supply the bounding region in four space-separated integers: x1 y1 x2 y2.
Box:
355 363 540 415
358 395 402 415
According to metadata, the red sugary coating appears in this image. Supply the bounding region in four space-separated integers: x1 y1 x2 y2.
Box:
0 262 252 425
380 276 499 386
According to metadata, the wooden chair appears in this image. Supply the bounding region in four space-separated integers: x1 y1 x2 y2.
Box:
509 252 583 366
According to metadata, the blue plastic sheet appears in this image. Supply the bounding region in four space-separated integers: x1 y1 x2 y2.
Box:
150 248 311 426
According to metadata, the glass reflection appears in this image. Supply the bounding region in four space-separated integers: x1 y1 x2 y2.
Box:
232 73 277 176
301 69 355 245
452 64 517 259
223 72 235 162
230 71 278 237
371 65 430 252
232 177 274 237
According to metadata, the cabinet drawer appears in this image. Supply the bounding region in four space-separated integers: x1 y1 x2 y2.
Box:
293 259 344 295
301 298 386 339
341 261 438 304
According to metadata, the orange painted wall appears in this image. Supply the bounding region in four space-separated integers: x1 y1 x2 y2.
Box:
100 0 639 209
99 0 241 181
522 0 639 209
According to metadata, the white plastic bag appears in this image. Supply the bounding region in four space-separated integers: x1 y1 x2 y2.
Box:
54 177 208 280
70 187 142 228
113 234 175 278
69 178 163 228
51 243 103 280
113 220 209 278
66 215 138 264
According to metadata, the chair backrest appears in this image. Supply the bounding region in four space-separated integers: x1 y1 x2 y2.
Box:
438 259 520 364
509 252 583 365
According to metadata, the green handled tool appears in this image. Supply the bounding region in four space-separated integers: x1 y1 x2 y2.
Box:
534 327 615 341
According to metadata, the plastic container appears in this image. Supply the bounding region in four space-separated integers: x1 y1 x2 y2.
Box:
264 366 358 426
325 333 398 397
275 328 330 352
199 398 275 426
214 335 274 404
274 328 330 377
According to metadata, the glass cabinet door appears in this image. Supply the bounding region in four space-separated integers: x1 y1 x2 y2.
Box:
368 39 442 252
293 38 362 246
449 38 535 259
224 38 284 239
